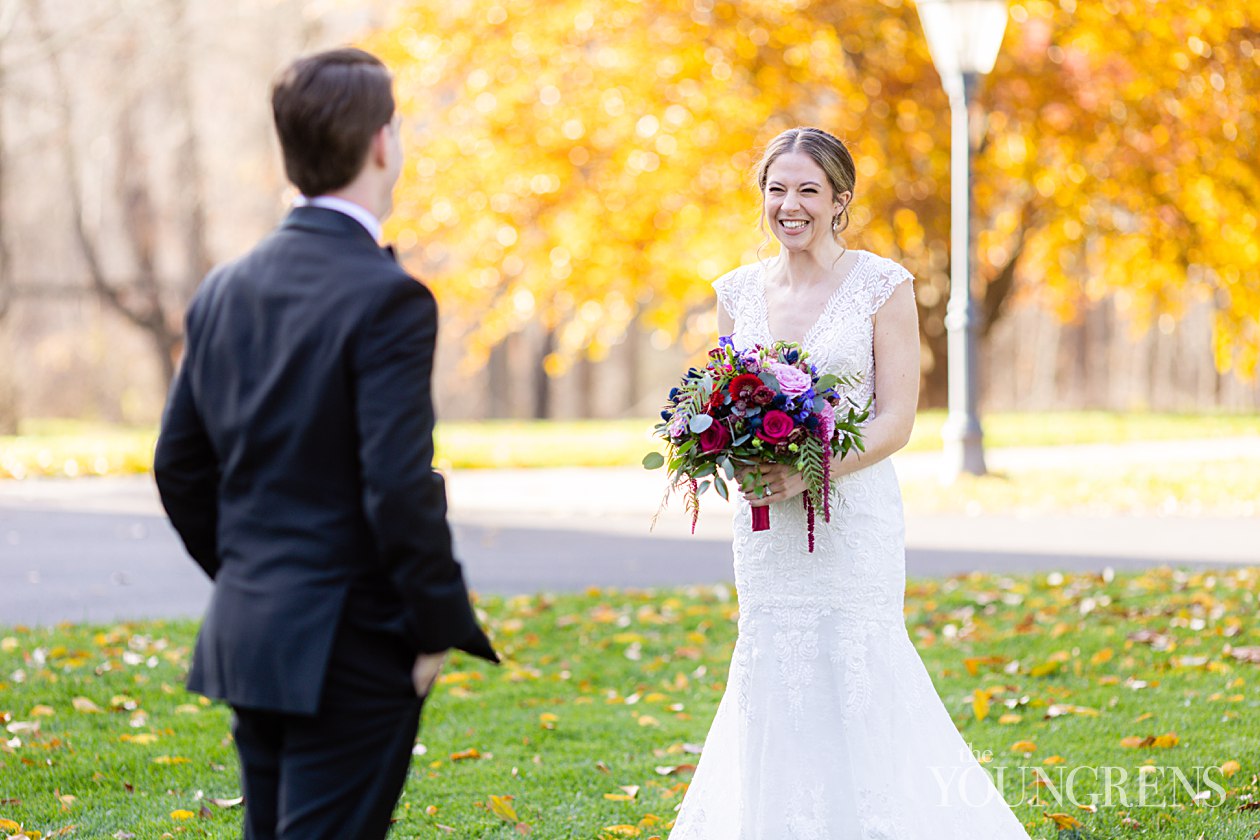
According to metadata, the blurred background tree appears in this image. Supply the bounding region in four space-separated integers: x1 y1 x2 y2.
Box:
368 0 1259 408
1 0 1257 425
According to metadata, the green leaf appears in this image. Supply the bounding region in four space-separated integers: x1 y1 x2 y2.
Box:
697 479 711 496
719 457 734 480
816 374 838 392
688 414 714 433
642 452 665 470
693 461 717 478
714 474 729 501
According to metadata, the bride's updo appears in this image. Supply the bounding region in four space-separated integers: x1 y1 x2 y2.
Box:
754 127 857 237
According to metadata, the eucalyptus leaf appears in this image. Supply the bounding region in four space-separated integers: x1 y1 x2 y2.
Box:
697 479 711 496
714 475 730 501
688 413 714 433
642 452 665 470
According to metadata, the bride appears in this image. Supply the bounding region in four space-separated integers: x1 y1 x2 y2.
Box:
667 127 1030 839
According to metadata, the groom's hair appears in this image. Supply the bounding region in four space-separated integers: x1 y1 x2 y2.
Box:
271 48 395 197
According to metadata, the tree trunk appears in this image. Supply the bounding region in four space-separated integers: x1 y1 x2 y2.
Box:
532 328 554 419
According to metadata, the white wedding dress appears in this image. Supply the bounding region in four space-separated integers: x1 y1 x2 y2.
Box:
669 252 1030 840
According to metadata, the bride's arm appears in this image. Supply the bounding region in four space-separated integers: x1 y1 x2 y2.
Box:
832 281 919 477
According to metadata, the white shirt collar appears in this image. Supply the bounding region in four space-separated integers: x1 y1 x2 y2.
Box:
294 195 383 244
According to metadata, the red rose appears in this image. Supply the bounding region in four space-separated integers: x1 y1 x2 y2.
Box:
699 420 732 454
755 410 795 444
729 373 763 401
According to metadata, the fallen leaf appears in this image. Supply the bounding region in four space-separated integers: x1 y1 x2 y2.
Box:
30 706 55 718
654 765 696 775
207 796 243 808
170 809 195 820
1044 812 1083 829
963 656 1007 676
0 819 22 831
488 794 519 823
119 734 158 745
601 827 641 838
1011 740 1037 753
450 748 482 761
539 713 558 730
973 689 990 722
152 756 190 765
1151 732 1179 748
71 697 101 714
1221 760 1241 778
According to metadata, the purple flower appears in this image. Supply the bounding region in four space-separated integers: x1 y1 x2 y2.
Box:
768 362 811 397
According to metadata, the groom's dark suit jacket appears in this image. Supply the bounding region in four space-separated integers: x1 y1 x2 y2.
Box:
154 206 495 715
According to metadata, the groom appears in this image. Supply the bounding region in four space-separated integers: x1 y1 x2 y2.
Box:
154 48 497 839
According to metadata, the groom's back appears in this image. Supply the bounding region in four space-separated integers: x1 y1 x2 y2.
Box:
175 207 426 711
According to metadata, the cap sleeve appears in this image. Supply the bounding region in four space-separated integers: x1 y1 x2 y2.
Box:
870 257 915 316
712 267 742 321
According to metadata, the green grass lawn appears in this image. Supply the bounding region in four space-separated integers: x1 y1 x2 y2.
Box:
2 412 1258 478
2 568 1258 838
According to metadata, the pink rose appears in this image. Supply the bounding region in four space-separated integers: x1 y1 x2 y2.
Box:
699 419 732 454
768 362 811 397
755 410 795 444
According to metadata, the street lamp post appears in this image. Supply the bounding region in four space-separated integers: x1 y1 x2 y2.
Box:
913 0 1010 478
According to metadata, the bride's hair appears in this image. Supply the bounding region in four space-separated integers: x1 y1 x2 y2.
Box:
753 127 858 241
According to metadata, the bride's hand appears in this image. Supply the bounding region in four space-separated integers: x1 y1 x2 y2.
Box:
737 463 808 507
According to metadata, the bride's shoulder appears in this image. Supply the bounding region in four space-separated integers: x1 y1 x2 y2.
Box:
856 250 913 277
855 250 915 311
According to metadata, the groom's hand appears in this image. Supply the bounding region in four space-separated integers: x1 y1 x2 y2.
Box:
412 651 447 698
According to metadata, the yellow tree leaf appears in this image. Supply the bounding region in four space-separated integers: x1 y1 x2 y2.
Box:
488 794 520 823
972 689 991 722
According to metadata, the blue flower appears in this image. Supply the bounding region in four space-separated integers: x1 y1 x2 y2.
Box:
771 394 788 409
660 410 672 420
805 415 820 430
669 387 680 400
718 335 734 349
784 349 800 364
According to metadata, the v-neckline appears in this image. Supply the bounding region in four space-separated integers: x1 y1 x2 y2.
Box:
757 250 868 349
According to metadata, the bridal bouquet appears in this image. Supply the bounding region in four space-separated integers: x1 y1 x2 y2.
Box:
643 337 868 552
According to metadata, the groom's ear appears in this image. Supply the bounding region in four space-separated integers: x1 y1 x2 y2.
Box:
367 124 391 171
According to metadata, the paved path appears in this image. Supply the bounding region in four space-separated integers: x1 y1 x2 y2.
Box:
1 440 1257 627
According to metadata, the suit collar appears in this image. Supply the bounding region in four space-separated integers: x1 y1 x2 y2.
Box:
280 206 382 250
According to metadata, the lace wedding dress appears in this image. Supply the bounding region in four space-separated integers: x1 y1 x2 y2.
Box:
668 252 1030 840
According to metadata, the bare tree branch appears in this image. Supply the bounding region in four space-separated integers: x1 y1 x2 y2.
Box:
25 0 180 385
